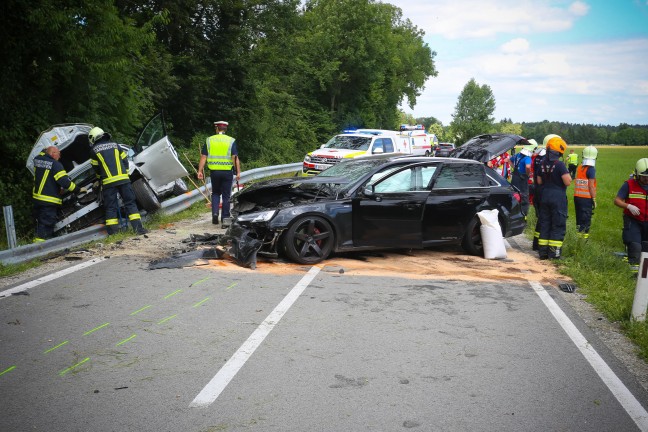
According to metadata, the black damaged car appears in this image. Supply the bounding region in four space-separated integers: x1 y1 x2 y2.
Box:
226 136 527 265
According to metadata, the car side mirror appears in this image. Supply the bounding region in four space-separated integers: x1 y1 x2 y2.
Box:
363 185 375 197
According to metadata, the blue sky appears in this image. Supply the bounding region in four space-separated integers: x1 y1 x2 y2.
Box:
387 0 648 126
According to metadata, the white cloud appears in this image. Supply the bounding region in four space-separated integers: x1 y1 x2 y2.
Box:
500 38 530 54
569 1 590 16
387 0 579 39
388 1 648 125
407 38 648 125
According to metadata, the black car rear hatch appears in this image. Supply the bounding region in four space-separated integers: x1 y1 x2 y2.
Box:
450 134 530 163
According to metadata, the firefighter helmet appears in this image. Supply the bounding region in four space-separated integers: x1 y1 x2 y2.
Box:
636 158 648 177
546 137 567 155
89 127 108 145
582 146 598 166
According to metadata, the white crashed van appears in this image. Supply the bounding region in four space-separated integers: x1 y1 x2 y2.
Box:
26 113 189 234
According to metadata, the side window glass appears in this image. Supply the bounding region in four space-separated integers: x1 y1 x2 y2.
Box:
374 167 414 193
383 138 394 153
421 166 437 189
433 164 485 189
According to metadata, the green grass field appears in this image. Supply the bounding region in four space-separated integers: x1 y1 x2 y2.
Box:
527 146 648 360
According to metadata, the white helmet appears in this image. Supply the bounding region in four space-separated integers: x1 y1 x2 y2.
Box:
89 127 110 145
582 145 598 167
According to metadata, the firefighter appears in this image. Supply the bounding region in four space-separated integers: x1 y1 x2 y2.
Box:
536 136 571 259
197 120 241 227
531 134 558 250
31 146 84 241
573 146 598 238
510 145 533 216
614 158 648 271
88 127 148 235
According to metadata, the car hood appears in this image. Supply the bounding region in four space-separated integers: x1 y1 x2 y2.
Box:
450 134 530 163
26 124 93 174
233 176 349 214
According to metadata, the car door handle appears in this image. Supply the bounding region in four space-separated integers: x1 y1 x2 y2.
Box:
404 203 422 210
464 199 482 205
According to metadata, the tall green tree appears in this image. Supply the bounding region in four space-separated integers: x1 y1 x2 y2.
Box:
450 78 496 145
298 0 436 130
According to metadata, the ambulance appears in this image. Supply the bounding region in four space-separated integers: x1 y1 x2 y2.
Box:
302 126 437 175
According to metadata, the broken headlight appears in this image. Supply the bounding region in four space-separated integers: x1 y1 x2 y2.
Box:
237 209 277 223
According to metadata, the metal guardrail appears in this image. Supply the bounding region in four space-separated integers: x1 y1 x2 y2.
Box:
0 162 303 265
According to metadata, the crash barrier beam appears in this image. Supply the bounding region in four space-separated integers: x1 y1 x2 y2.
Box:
3 206 17 249
0 162 303 265
0 224 107 265
632 252 648 321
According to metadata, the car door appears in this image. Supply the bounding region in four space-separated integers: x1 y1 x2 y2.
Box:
352 163 437 248
421 162 490 245
132 113 188 191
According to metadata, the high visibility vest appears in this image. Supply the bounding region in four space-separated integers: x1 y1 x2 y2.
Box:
624 179 648 222
206 134 235 171
32 152 76 205
574 165 596 199
568 153 578 165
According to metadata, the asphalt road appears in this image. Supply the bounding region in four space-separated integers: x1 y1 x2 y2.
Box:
1 255 648 431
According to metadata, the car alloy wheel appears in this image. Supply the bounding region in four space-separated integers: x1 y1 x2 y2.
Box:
283 215 334 264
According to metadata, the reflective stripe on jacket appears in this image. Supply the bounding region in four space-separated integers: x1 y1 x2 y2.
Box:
32 152 76 205
574 165 596 199
90 141 130 187
624 178 648 222
568 153 578 165
206 134 234 171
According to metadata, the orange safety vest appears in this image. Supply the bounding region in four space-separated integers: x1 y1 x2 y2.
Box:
624 178 648 222
573 165 596 199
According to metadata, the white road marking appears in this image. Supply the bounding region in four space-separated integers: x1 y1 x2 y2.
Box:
190 265 322 408
530 281 648 431
0 258 105 299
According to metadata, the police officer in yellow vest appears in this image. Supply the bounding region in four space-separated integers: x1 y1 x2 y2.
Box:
198 121 241 226
567 149 578 178
573 146 597 239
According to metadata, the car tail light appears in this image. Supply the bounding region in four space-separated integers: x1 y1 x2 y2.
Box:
513 192 521 203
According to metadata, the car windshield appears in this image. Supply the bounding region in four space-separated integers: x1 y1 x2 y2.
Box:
317 158 388 182
323 135 372 151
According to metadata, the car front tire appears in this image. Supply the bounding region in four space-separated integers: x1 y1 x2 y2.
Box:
282 215 334 264
132 179 161 212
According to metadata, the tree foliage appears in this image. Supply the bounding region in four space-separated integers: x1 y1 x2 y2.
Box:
449 78 496 145
0 0 437 242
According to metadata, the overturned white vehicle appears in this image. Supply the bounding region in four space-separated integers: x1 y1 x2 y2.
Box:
26 113 189 234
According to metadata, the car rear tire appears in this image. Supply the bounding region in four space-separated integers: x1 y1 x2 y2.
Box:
172 178 188 196
132 179 161 212
282 215 334 264
461 216 484 256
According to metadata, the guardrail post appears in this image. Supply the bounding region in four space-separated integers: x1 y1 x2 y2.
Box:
632 252 648 321
3 206 18 249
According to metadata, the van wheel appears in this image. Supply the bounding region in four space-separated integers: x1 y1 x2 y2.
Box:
461 217 483 256
424 150 430 157
172 178 188 196
133 179 161 212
